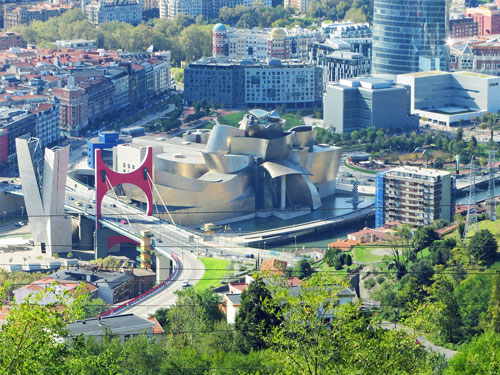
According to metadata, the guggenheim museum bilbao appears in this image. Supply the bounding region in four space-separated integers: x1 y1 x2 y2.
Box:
114 110 341 227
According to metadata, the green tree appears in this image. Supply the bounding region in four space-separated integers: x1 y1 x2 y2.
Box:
445 330 500 375
235 276 280 353
486 270 500 333
293 259 313 279
0 285 87 375
262 273 433 375
411 226 439 254
429 275 463 344
468 229 498 264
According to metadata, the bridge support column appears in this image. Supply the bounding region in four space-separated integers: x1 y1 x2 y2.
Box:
95 227 115 259
78 215 94 250
156 253 172 284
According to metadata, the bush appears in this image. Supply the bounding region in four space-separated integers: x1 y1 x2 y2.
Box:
364 277 376 289
376 275 386 284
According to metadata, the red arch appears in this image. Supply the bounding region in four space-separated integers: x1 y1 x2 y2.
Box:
95 146 153 228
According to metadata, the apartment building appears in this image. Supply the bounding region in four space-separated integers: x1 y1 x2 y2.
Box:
466 6 500 36
3 4 71 29
82 0 142 25
0 107 35 165
30 101 60 148
184 57 323 110
375 166 455 227
0 32 27 50
449 18 478 38
212 24 320 61
53 80 89 137
317 50 370 82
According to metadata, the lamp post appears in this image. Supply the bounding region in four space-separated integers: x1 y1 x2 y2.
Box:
2 210 6 223
20 206 24 218
294 235 297 251
264 241 266 251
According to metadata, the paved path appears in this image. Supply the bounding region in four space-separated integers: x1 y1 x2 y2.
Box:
381 321 457 359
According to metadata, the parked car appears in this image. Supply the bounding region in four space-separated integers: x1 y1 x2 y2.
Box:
75 201 82 206
157 238 163 243
245 254 255 259
182 281 190 288
69 196 74 200
120 219 127 224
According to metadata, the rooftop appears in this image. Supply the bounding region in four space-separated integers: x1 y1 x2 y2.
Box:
67 313 155 336
387 166 451 178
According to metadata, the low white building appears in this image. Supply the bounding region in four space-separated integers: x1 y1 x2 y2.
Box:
397 71 500 127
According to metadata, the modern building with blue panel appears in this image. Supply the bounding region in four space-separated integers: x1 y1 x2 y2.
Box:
87 130 121 168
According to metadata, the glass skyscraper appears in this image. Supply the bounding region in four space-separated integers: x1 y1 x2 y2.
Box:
372 0 449 76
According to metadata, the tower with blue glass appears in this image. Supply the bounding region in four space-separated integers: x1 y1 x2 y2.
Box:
372 0 449 76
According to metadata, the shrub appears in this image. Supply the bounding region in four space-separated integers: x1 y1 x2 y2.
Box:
364 277 376 289
376 275 386 284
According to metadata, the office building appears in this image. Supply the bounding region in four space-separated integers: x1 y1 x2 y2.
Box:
82 0 142 25
372 0 448 75
317 51 370 82
323 77 418 134
184 57 323 110
466 6 500 36
397 71 500 127
375 166 455 227
449 18 478 38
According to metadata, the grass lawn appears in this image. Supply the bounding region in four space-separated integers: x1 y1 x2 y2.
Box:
282 113 304 130
194 257 232 291
352 245 387 263
217 112 245 127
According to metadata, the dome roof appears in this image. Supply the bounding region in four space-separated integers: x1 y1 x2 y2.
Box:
270 27 285 39
213 23 227 32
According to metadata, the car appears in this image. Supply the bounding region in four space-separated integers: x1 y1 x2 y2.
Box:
245 254 255 259
157 238 163 243
69 196 74 200
1 181 8 184
120 219 128 224
112 203 117 208
75 201 82 206
87 204 93 209
91 199 96 203
182 281 190 288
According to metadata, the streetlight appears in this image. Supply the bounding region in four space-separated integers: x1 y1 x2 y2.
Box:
264 241 266 251
20 206 24 218
2 210 6 223
294 235 297 252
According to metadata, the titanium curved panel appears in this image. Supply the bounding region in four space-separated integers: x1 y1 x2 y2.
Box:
205 125 245 153
154 153 208 179
261 160 311 179
286 174 322 210
305 145 342 184
290 125 317 148
288 147 309 168
230 133 293 161
202 152 251 173
246 121 284 138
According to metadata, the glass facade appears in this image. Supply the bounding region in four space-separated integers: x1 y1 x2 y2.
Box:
375 171 386 228
372 0 449 75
